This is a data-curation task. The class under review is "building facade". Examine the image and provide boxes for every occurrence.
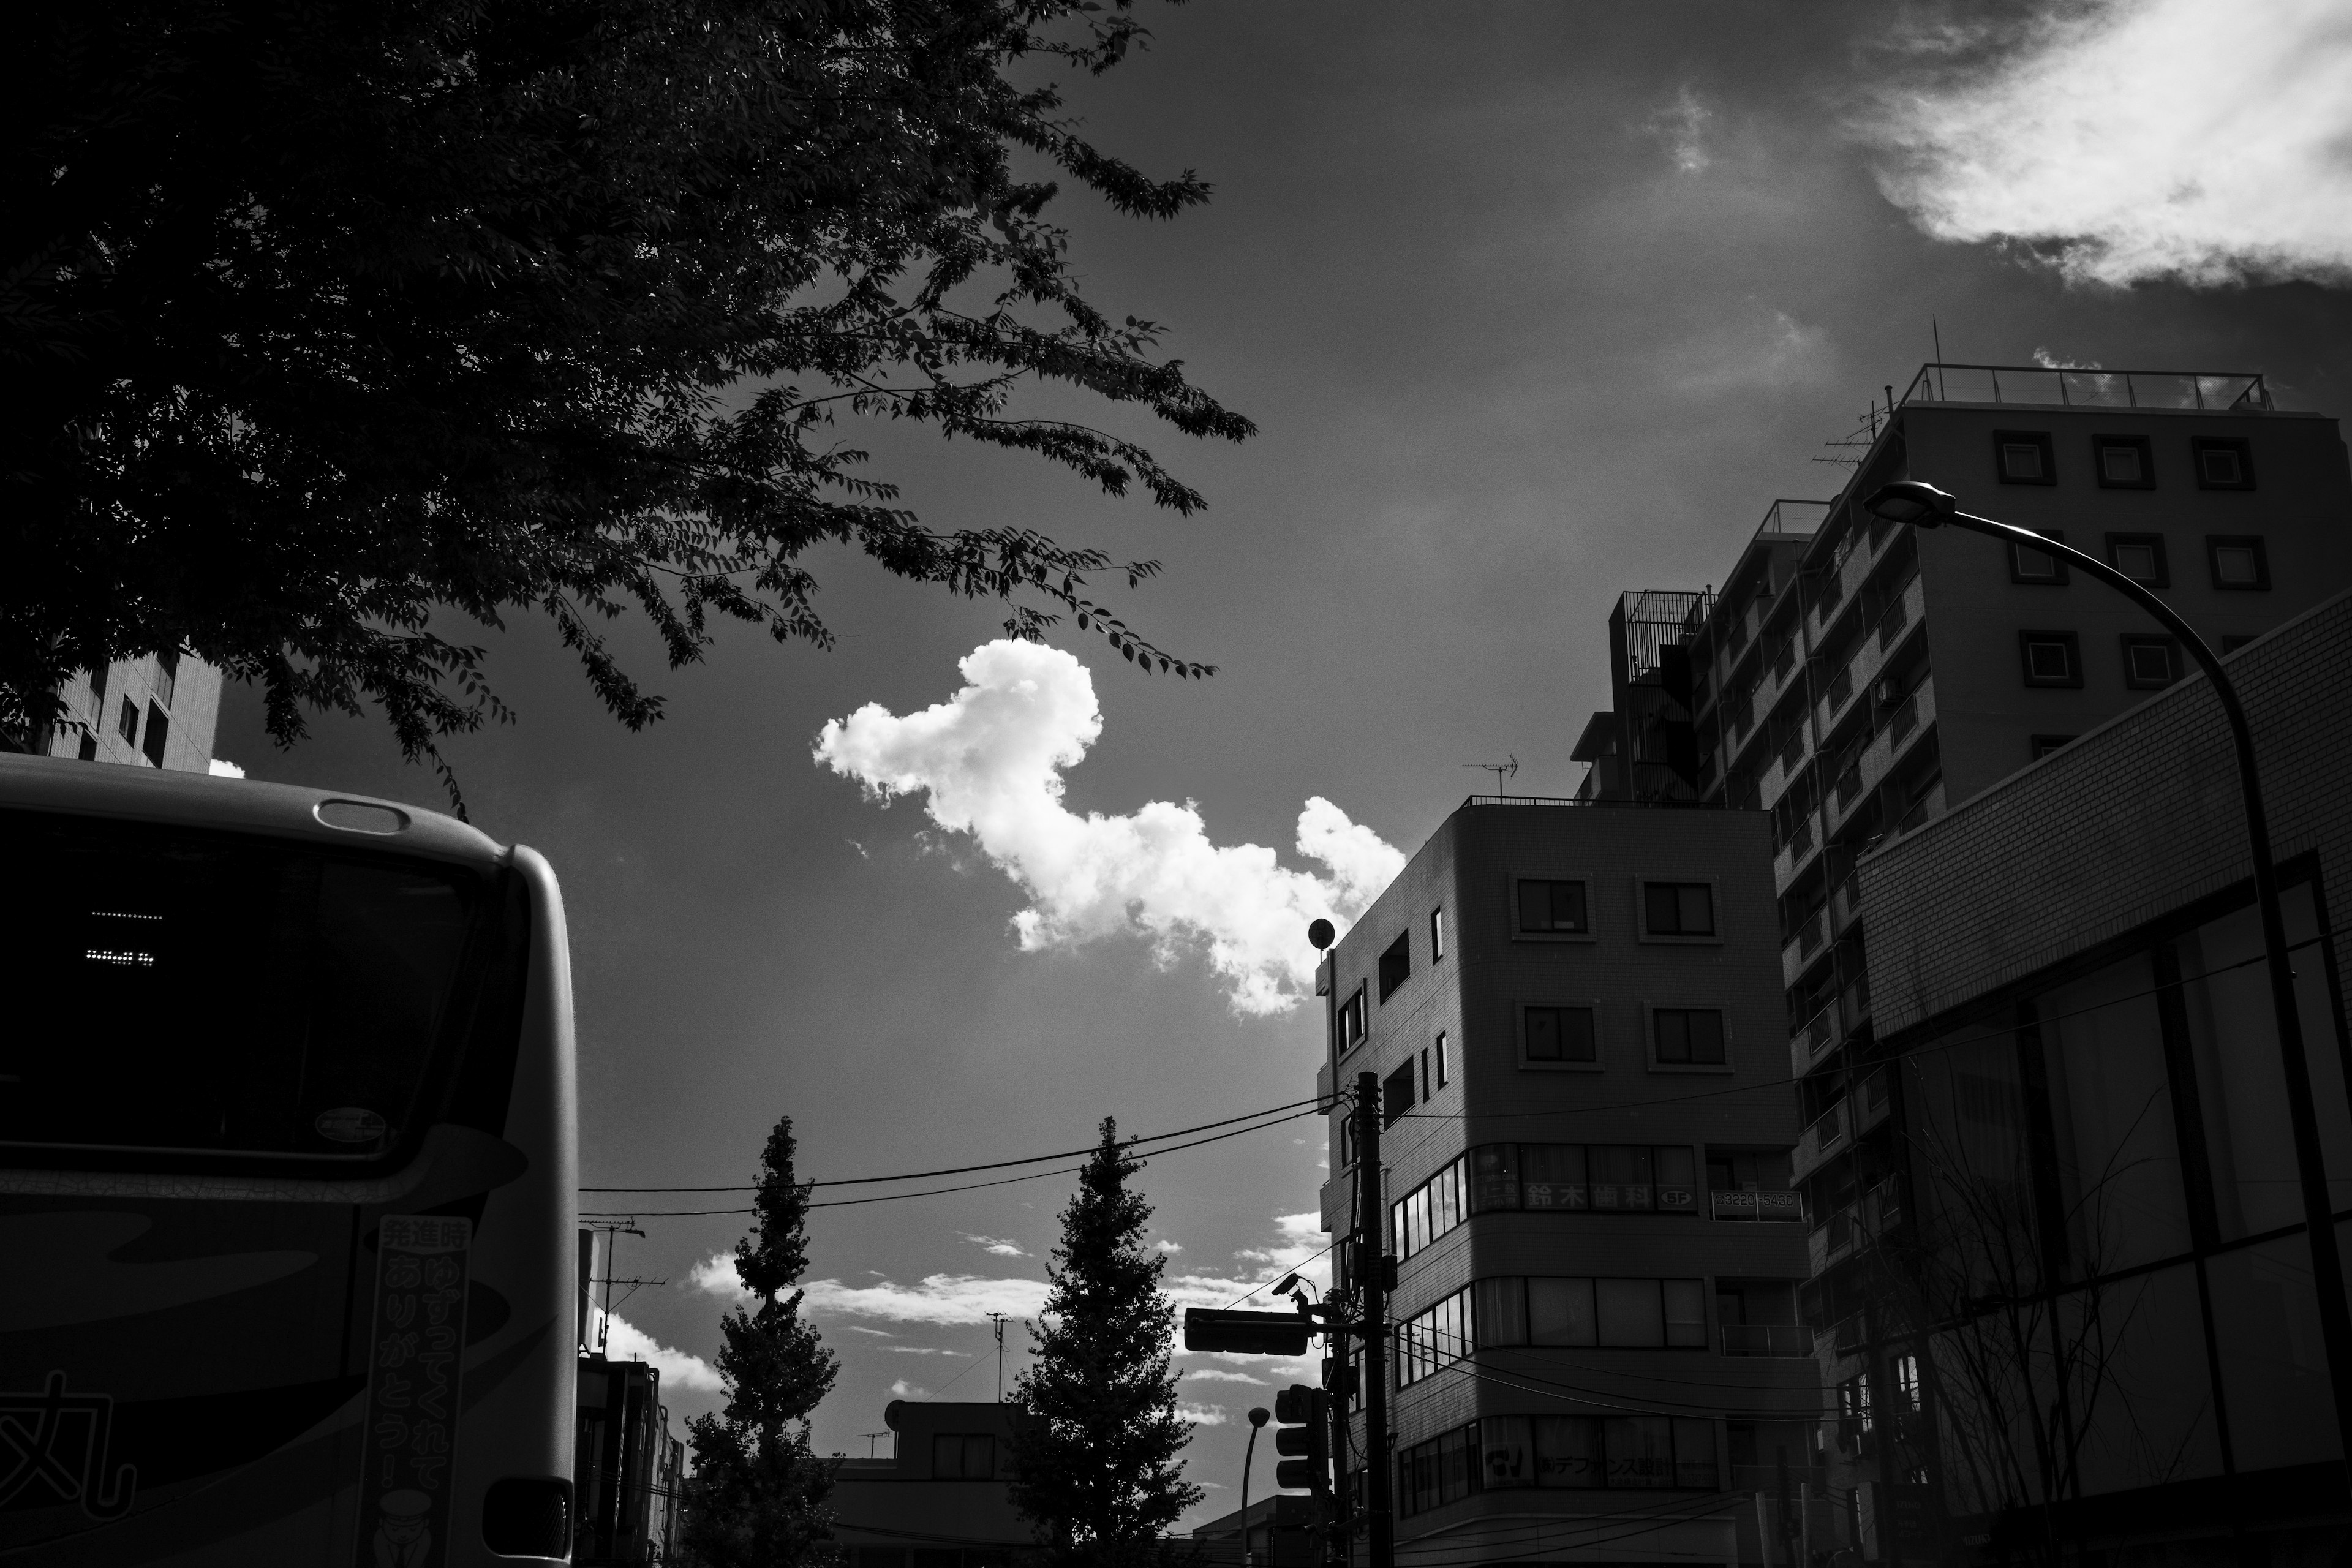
[575,1354,686,1564]
[1314,799,1814,1564]
[27,652,225,772]
[1845,587,2352,1561]
[1575,361,2352,1556]
[832,1398,1039,1567]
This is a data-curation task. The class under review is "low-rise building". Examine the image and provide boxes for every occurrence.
[833,1399,1038,1568]
[575,1354,685,1564]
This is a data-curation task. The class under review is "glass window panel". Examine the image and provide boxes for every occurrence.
[1645,882,1678,933]
[1474,1277,1526,1348]
[1481,1416,1534,1488]
[1597,1278,1665,1347]
[1590,1145,1652,1211]
[1687,1010,1725,1063]
[1662,1280,1708,1348]
[1656,1145,1698,1213]
[2038,951,2194,1273]
[1672,1419,1717,1488]
[2003,443,2043,479]
[1655,1009,1691,1063]
[1518,881,1550,932]
[1526,1006,1561,1061]
[1521,1144,1588,1210]
[1605,1415,1676,1488]
[1472,1144,1521,1212]
[964,1436,994,1479]
[932,1434,963,1478]
[1552,882,1587,932]
[2102,446,2141,483]
[1528,1277,1596,1346]
[1534,1416,1602,1488]
[1678,884,1714,934]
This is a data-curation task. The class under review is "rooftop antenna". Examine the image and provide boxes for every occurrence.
[859,1431,891,1460]
[1462,756,1519,794]
[989,1313,1012,1402]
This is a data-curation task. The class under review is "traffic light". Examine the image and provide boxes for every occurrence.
[1183,1308,1311,1356]
[1272,1383,1329,1495]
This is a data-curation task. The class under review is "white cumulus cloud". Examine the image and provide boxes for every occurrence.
[597,1311,723,1393]
[206,758,246,778]
[1183,1368,1268,1385]
[890,1378,929,1400]
[814,639,1402,1016]
[1863,0,2352,286]
[964,1234,1030,1258]
[804,1273,1052,1327]
[1178,1403,1229,1427]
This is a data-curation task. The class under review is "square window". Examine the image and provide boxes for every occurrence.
[2105,532,2169,587]
[2193,437,2255,490]
[117,696,139,745]
[1652,1008,1727,1066]
[1642,881,1715,937]
[1524,1005,1597,1065]
[2018,630,2082,688]
[2092,435,2155,489]
[2030,734,2076,761]
[2206,535,2270,591]
[1994,430,2056,486]
[2122,635,2180,690]
[1378,932,1411,1002]
[2008,527,2068,585]
[1517,878,1589,935]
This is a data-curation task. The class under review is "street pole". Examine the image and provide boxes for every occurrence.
[1355,1071,1393,1568]
[1867,482,2352,1471]
[1242,1406,1269,1568]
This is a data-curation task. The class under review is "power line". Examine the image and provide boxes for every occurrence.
[581,1095,1329,1194]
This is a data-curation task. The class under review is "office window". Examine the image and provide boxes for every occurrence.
[2206,535,2270,590]
[1431,907,1445,961]
[1419,1048,1431,1102]
[1335,984,1366,1055]
[1642,881,1715,937]
[1379,932,1411,1002]
[141,703,170,767]
[1589,1145,1654,1212]
[1523,1005,1597,1066]
[1383,1061,1416,1129]
[118,696,140,745]
[2092,435,2155,489]
[1516,878,1589,935]
[1396,1424,1480,1516]
[2007,527,2068,585]
[932,1433,995,1479]
[1597,1279,1666,1348]
[1519,1144,1587,1210]
[2192,437,2255,490]
[2122,635,2180,690]
[1651,1008,1727,1066]
[1994,429,2056,485]
[2018,631,2082,688]
[1654,1145,1699,1213]
[1435,1031,1450,1088]
[155,649,179,709]
[2105,532,2169,587]
[1392,1156,1467,1261]
[1397,1287,1473,1387]
[1479,1414,1715,1493]
[2030,735,2077,761]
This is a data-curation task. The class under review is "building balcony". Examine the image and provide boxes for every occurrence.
[1829,870,1863,940]
[1807,516,1888,645]
[1771,806,1823,894]
[1721,1324,1816,1358]
[1711,1188,1806,1223]
[1790,1099,1850,1184]
[1806,1180,1904,1280]
[1789,997,1841,1079]
[1781,905,1831,990]
[1814,574,1924,741]
[1758,719,1812,812]
[1852,1068,1893,1137]
[1824,678,1936,837]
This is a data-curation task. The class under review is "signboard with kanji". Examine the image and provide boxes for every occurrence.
[355,1216,472,1568]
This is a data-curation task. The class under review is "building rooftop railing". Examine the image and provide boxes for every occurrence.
[1899,361,2271,413]
[1755,498,1831,541]
[1462,794,1719,810]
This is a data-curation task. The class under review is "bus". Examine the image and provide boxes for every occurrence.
[0,753,578,1565]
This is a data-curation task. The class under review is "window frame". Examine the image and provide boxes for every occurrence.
[1378,930,1412,1003]
[2029,734,2077,762]
[2120,633,2182,691]
[1518,1001,1603,1072]
[2205,534,2271,592]
[1430,907,1445,962]
[2104,532,2170,589]
[1643,1003,1733,1074]
[1434,1030,1450,1088]
[2018,630,2084,690]
[1335,982,1367,1058]
[2007,527,2069,586]
[1511,875,1596,943]
[2192,436,2256,491]
[2090,434,2155,490]
[1635,876,1722,945]
[1993,429,2057,486]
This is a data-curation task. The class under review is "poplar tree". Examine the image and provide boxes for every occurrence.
[679,1116,839,1568]
[1010,1118,1201,1566]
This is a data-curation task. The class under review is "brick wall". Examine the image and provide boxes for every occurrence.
[1861,586,2352,1036]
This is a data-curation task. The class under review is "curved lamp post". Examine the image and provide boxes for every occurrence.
[1240,1405,1270,1567]
[1863,480,2352,1467]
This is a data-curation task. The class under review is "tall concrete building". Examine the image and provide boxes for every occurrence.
[1314,798,1814,1564]
[27,652,225,772]
[1576,361,2352,1556]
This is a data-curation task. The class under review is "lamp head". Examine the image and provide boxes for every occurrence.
[1248,1406,1271,1428]
[1863,480,1958,529]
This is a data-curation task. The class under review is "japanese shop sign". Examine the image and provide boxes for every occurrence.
[355,1216,471,1568]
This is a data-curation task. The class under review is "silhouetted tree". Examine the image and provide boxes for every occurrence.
[1,0,1249,804]
[679,1116,839,1568]
[1011,1117,1200,1567]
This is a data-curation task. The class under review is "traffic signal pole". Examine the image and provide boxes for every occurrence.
[1355,1071,1393,1568]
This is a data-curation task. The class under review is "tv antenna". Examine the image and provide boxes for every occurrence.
[859,1430,892,1460]
[1462,756,1519,794]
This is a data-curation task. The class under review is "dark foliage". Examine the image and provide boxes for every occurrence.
[1010,1117,1200,1566]
[1,0,1250,805]
[679,1116,840,1568]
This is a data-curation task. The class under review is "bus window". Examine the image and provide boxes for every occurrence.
[1,811,501,1163]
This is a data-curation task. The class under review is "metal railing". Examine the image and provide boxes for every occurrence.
[1722,1324,1817,1357]
[1461,794,1717,810]
[1899,361,2271,413]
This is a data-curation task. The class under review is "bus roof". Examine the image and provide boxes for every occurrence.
[0,753,510,870]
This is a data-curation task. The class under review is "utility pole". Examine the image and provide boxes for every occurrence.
[581,1220,646,1355]
[989,1313,1011,1402]
[1354,1071,1393,1568]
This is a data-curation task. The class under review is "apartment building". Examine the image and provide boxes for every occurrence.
[1575,361,2352,1556]
[1846,588,2352,1561]
[833,1398,1039,1567]
[31,651,224,772]
[1314,797,1813,1564]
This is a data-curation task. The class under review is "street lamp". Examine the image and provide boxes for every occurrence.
[1863,480,2352,1467]
[1240,1405,1270,1567]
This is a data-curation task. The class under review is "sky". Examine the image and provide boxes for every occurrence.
[211,0,2352,1528]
